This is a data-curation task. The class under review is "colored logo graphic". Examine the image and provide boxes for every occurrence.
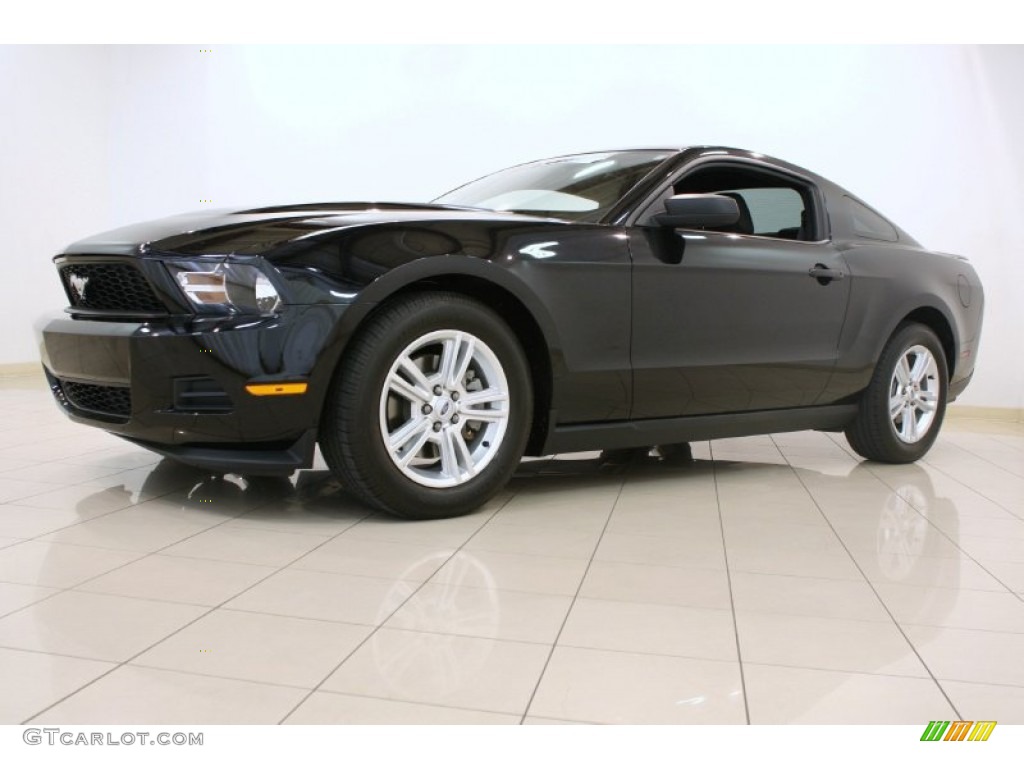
[920,721,996,742]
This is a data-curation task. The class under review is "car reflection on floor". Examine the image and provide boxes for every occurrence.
[49,445,959,720]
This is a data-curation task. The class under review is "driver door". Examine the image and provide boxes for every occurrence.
[628,164,852,419]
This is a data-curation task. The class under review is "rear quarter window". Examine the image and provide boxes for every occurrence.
[846,196,899,242]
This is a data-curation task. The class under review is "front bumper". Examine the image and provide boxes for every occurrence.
[40,305,344,474]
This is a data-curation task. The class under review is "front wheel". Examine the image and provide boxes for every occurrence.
[320,292,532,519]
[845,322,948,463]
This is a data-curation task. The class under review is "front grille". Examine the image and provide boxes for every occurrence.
[60,380,132,419]
[59,263,166,313]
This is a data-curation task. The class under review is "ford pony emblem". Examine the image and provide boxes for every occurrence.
[69,273,89,301]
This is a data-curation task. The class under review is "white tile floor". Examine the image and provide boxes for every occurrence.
[1,375,1023,725]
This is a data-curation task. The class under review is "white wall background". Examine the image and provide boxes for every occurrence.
[2,45,1021,409]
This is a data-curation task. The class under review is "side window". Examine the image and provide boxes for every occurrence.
[719,187,805,239]
[639,163,821,241]
[846,196,898,242]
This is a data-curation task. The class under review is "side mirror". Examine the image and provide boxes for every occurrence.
[654,194,740,229]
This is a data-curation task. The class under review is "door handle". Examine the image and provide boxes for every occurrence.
[808,264,845,284]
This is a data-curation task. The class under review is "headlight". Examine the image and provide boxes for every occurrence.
[167,261,283,316]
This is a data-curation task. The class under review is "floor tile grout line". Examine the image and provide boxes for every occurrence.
[101,662,316,692]
[0,551,157,622]
[273,685,544,723]
[272,499,508,725]
[975,431,1024,456]
[773,434,964,721]
[30,665,532,723]
[513,470,625,725]
[710,656,968,683]
[125,638,733,696]
[73,657,564,723]
[29,541,1007,616]
[0,487,149,531]
[0,492,293,621]
[907,673,1024,691]
[17,498,377,724]
[125,656,534,714]
[815,433,995,560]
[938,434,1024,481]
[231,575,593,604]
[862,484,1024,607]
[0,463,158,490]
[915,451,1024,525]
[0,642,122,666]
[0,458,172,504]
[823,432,1024,605]
[1,635,975,691]
[733,597,1024,629]
[710,443,752,726]
[0,466,248,550]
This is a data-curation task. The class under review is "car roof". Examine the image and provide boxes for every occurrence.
[548,147,825,181]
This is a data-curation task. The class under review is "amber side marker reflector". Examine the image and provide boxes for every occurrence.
[245,383,308,396]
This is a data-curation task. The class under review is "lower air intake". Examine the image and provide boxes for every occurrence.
[59,379,132,420]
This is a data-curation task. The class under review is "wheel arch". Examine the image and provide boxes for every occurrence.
[318,258,560,456]
[895,305,958,380]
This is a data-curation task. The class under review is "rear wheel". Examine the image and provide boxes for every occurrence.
[845,322,948,463]
[320,292,532,519]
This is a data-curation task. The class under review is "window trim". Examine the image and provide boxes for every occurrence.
[624,158,832,244]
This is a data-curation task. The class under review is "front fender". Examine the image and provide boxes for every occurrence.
[296,254,569,424]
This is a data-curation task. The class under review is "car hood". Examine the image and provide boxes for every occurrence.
[60,202,557,258]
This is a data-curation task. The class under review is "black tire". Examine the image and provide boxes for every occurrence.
[320,292,532,519]
[656,442,694,463]
[845,322,948,464]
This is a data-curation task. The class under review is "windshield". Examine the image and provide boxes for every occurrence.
[434,150,672,222]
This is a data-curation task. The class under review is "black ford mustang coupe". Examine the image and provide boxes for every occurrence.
[40,148,984,519]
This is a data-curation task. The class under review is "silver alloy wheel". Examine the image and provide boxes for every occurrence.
[378,329,510,489]
[888,344,940,444]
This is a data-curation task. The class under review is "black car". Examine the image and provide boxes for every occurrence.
[39,147,984,519]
